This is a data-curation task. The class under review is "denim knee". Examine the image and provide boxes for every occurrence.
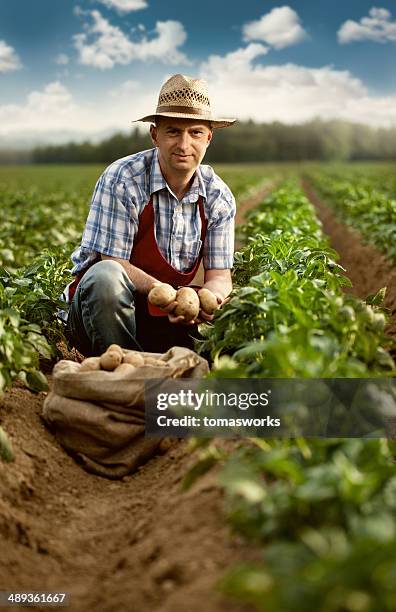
[80,260,135,307]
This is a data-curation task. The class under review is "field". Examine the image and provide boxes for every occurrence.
[1,161,396,612]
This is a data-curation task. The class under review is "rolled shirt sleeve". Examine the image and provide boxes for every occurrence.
[203,185,236,269]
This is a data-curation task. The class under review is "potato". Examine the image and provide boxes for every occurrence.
[107,343,123,357]
[114,363,136,375]
[123,351,145,367]
[79,356,101,372]
[198,288,219,315]
[100,349,122,371]
[174,287,200,321]
[148,283,177,308]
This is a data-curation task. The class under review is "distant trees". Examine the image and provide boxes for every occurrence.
[8,120,396,164]
[31,128,152,164]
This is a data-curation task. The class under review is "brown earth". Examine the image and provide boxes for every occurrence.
[302,180,396,339]
[0,381,257,612]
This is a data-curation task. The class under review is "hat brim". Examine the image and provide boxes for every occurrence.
[133,112,235,129]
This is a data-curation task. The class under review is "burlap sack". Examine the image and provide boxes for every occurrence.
[43,346,209,479]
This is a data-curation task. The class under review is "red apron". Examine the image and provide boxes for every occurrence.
[68,194,207,314]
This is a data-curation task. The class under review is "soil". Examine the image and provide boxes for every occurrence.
[302,180,396,338]
[0,381,257,612]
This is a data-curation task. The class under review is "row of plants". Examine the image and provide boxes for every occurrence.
[192,182,396,611]
[0,185,88,270]
[0,182,89,402]
[213,437,396,612]
[199,183,395,376]
[305,167,396,264]
[214,163,281,201]
[305,164,396,197]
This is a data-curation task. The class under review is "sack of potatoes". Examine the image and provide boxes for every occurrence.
[79,344,166,373]
[148,283,219,321]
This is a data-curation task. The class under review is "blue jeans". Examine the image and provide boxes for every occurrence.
[66,260,198,356]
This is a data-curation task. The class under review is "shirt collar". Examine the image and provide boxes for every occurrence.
[149,148,206,203]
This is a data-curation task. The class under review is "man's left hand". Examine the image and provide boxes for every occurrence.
[195,293,226,324]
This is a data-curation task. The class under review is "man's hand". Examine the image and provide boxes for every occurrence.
[170,293,227,326]
[151,277,231,326]
[165,300,199,326]
[195,293,224,324]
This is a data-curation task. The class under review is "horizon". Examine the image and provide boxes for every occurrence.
[2,1,396,148]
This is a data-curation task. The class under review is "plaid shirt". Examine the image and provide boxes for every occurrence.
[69,148,235,281]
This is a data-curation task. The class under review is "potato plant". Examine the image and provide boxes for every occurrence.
[219,438,396,611]
[192,180,396,611]
[307,167,396,263]
[198,184,395,377]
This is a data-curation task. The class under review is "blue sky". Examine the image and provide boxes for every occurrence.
[1,0,396,146]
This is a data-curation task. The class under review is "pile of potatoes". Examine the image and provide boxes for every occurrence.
[79,344,164,373]
[148,284,219,322]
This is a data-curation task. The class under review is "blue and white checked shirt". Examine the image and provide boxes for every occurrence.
[69,148,235,284]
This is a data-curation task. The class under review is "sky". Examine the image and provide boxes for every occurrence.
[1,0,396,147]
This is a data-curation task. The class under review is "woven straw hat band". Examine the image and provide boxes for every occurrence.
[156,105,212,118]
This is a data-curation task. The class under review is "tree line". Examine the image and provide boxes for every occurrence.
[6,119,396,164]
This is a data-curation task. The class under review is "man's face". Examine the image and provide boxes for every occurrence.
[150,118,213,177]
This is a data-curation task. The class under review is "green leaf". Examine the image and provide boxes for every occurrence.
[0,425,14,462]
[181,455,218,491]
[25,370,49,392]
[366,287,387,306]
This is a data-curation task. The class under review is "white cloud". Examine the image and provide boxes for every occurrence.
[73,10,189,69]
[109,79,140,97]
[0,40,22,73]
[0,82,76,134]
[199,45,396,126]
[0,78,159,142]
[73,10,133,69]
[55,53,69,66]
[201,43,269,85]
[338,7,396,44]
[96,0,148,12]
[243,6,307,49]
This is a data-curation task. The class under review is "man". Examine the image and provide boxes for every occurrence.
[64,74,236,355]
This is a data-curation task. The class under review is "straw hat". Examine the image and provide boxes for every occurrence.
[134,74,235,129]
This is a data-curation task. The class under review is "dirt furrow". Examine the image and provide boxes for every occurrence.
[302,179,396,338]
[0,384,256,612]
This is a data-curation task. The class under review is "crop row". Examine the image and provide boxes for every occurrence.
[199,183,395,377]
[192,182,396,611]
[0,181,89,396]
[306,168,396,264]
[306,164,396,197]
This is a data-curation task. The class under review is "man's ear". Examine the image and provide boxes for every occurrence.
[150,123,158,146]
[206,130,213,147]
